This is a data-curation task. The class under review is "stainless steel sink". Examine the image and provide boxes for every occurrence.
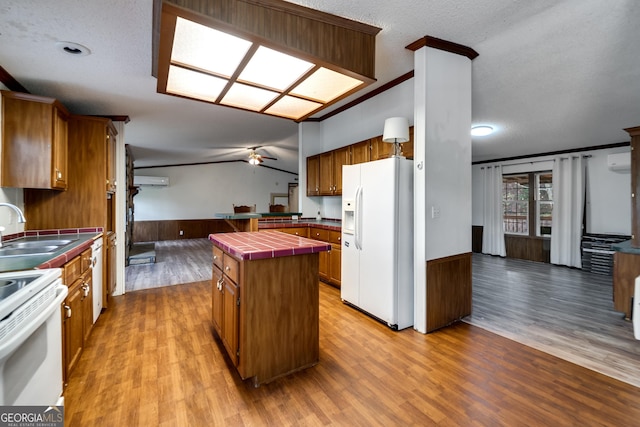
[0,237,77,257]
[0,246,60,256]
[7,240,74,249]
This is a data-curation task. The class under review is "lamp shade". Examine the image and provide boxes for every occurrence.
[382,117,409,143]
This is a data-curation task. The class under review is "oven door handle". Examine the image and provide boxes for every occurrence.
[0,284,68,360]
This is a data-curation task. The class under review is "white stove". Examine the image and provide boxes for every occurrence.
[0,268,67,406]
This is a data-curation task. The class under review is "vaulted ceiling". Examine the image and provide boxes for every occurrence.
[1,0,638,173]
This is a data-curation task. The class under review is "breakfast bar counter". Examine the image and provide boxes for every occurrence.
[208,231,330,386]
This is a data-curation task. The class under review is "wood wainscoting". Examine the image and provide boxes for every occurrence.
[472,226,550,263]
[133,219,234,242]
[426,252,472,333]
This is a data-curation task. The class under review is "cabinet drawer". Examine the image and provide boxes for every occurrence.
[213,245,224,270]
[328,230,341,245]
[309,228,329,242]
[81,248,92,273]
[65,256,81,286]
[223,254,240,284]
[277,227,308,238]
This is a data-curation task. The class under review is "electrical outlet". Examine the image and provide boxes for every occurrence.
[179,230,184,236]
[431,206,441,219]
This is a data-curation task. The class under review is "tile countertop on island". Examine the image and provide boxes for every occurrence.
[208,231,331,261]
[0,228,103,272]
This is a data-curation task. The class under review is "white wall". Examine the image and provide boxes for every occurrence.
[299,78,414,219]
[471,145,631,235]
[134,162,298,220]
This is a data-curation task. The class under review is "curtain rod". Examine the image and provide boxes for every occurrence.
[480,154,592,169]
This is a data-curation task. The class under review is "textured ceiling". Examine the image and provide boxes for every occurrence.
[0,0,638,172]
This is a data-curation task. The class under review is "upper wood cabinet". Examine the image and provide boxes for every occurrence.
[306,155,320,196]
[305,126,413,197]
[319,147,350,196]
[351,139,371,164]
[0,90,69,190]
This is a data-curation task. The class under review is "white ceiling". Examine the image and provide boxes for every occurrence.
[1,0,638,173]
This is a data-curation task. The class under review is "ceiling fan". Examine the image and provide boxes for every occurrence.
[247,147,277,165]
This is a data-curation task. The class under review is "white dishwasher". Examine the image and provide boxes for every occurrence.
[91,238,104,323]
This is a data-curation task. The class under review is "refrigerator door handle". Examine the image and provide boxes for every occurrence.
[355,185,363,250]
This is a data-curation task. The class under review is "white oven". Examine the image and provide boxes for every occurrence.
[0,268,67,406]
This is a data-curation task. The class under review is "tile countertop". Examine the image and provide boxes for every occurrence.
[258,219,341,232]
[209,231,331,261]
[0,228,103,272]
[611,239,640,255]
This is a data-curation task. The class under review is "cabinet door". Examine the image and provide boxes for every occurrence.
[52,107,68,190]
[371,135,394,161]
[222,280,239,366]
[328,245,342,287]
[64,280,84,380]
[319,152,334,195]
[306,155,320,196]
[318,250,329,281]
[400,126,414,159]
[81,272,93,343]
[212,265,223,336]
[351,140,371,164]
[332,147,350,195]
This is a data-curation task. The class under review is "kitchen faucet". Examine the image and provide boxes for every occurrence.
[0,203,26,248]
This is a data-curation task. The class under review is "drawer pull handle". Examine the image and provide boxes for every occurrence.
[64,305,72,318]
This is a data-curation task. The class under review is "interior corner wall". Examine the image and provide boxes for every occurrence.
[113,121,126,297]
[133,162,297,220]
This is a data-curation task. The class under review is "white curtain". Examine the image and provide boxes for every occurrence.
[550,156,585,268]
[482,165,506,257]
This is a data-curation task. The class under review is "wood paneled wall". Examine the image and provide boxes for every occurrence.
[133,219,234,242]
[426,253,472,333]
[472,226,550,263]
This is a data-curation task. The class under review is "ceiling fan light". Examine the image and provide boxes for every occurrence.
[248,157,261,165]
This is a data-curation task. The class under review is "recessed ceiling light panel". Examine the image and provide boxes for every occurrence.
[239,46,314,91]
[265,96,323,120]
[172,17,251,77]
[221,82,279,111]
[471,125,495,136]
[166,65,227,102]
[290,67,363,103]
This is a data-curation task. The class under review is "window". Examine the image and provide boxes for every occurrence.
[502,172,553,237]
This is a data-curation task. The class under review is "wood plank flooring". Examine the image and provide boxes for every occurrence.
[125,239,212,291]
[465,254,640,388]
[65,280,640,426]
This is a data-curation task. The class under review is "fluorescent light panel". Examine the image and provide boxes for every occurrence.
[164,17,368,120]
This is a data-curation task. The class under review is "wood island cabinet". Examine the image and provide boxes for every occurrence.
[210,233,324,386]
[0,90,69,190]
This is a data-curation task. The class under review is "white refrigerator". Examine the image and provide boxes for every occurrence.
[341,156,414,330]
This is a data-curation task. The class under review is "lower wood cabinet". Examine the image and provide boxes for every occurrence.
[211,243,319,386]
[62,250,93,385]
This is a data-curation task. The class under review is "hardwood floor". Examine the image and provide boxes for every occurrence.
[465,254,640,388]
[65,280,640,426]
[125,239,212,292]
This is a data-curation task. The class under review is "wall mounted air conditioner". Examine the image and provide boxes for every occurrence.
[607,152,631,172]
[134,175,170,186]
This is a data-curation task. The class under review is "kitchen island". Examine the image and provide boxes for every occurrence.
[208,231,330,386]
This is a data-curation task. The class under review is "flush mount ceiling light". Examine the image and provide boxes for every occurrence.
[153,0,381,121]
[471,125,495,136]
[55,41,91,56]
